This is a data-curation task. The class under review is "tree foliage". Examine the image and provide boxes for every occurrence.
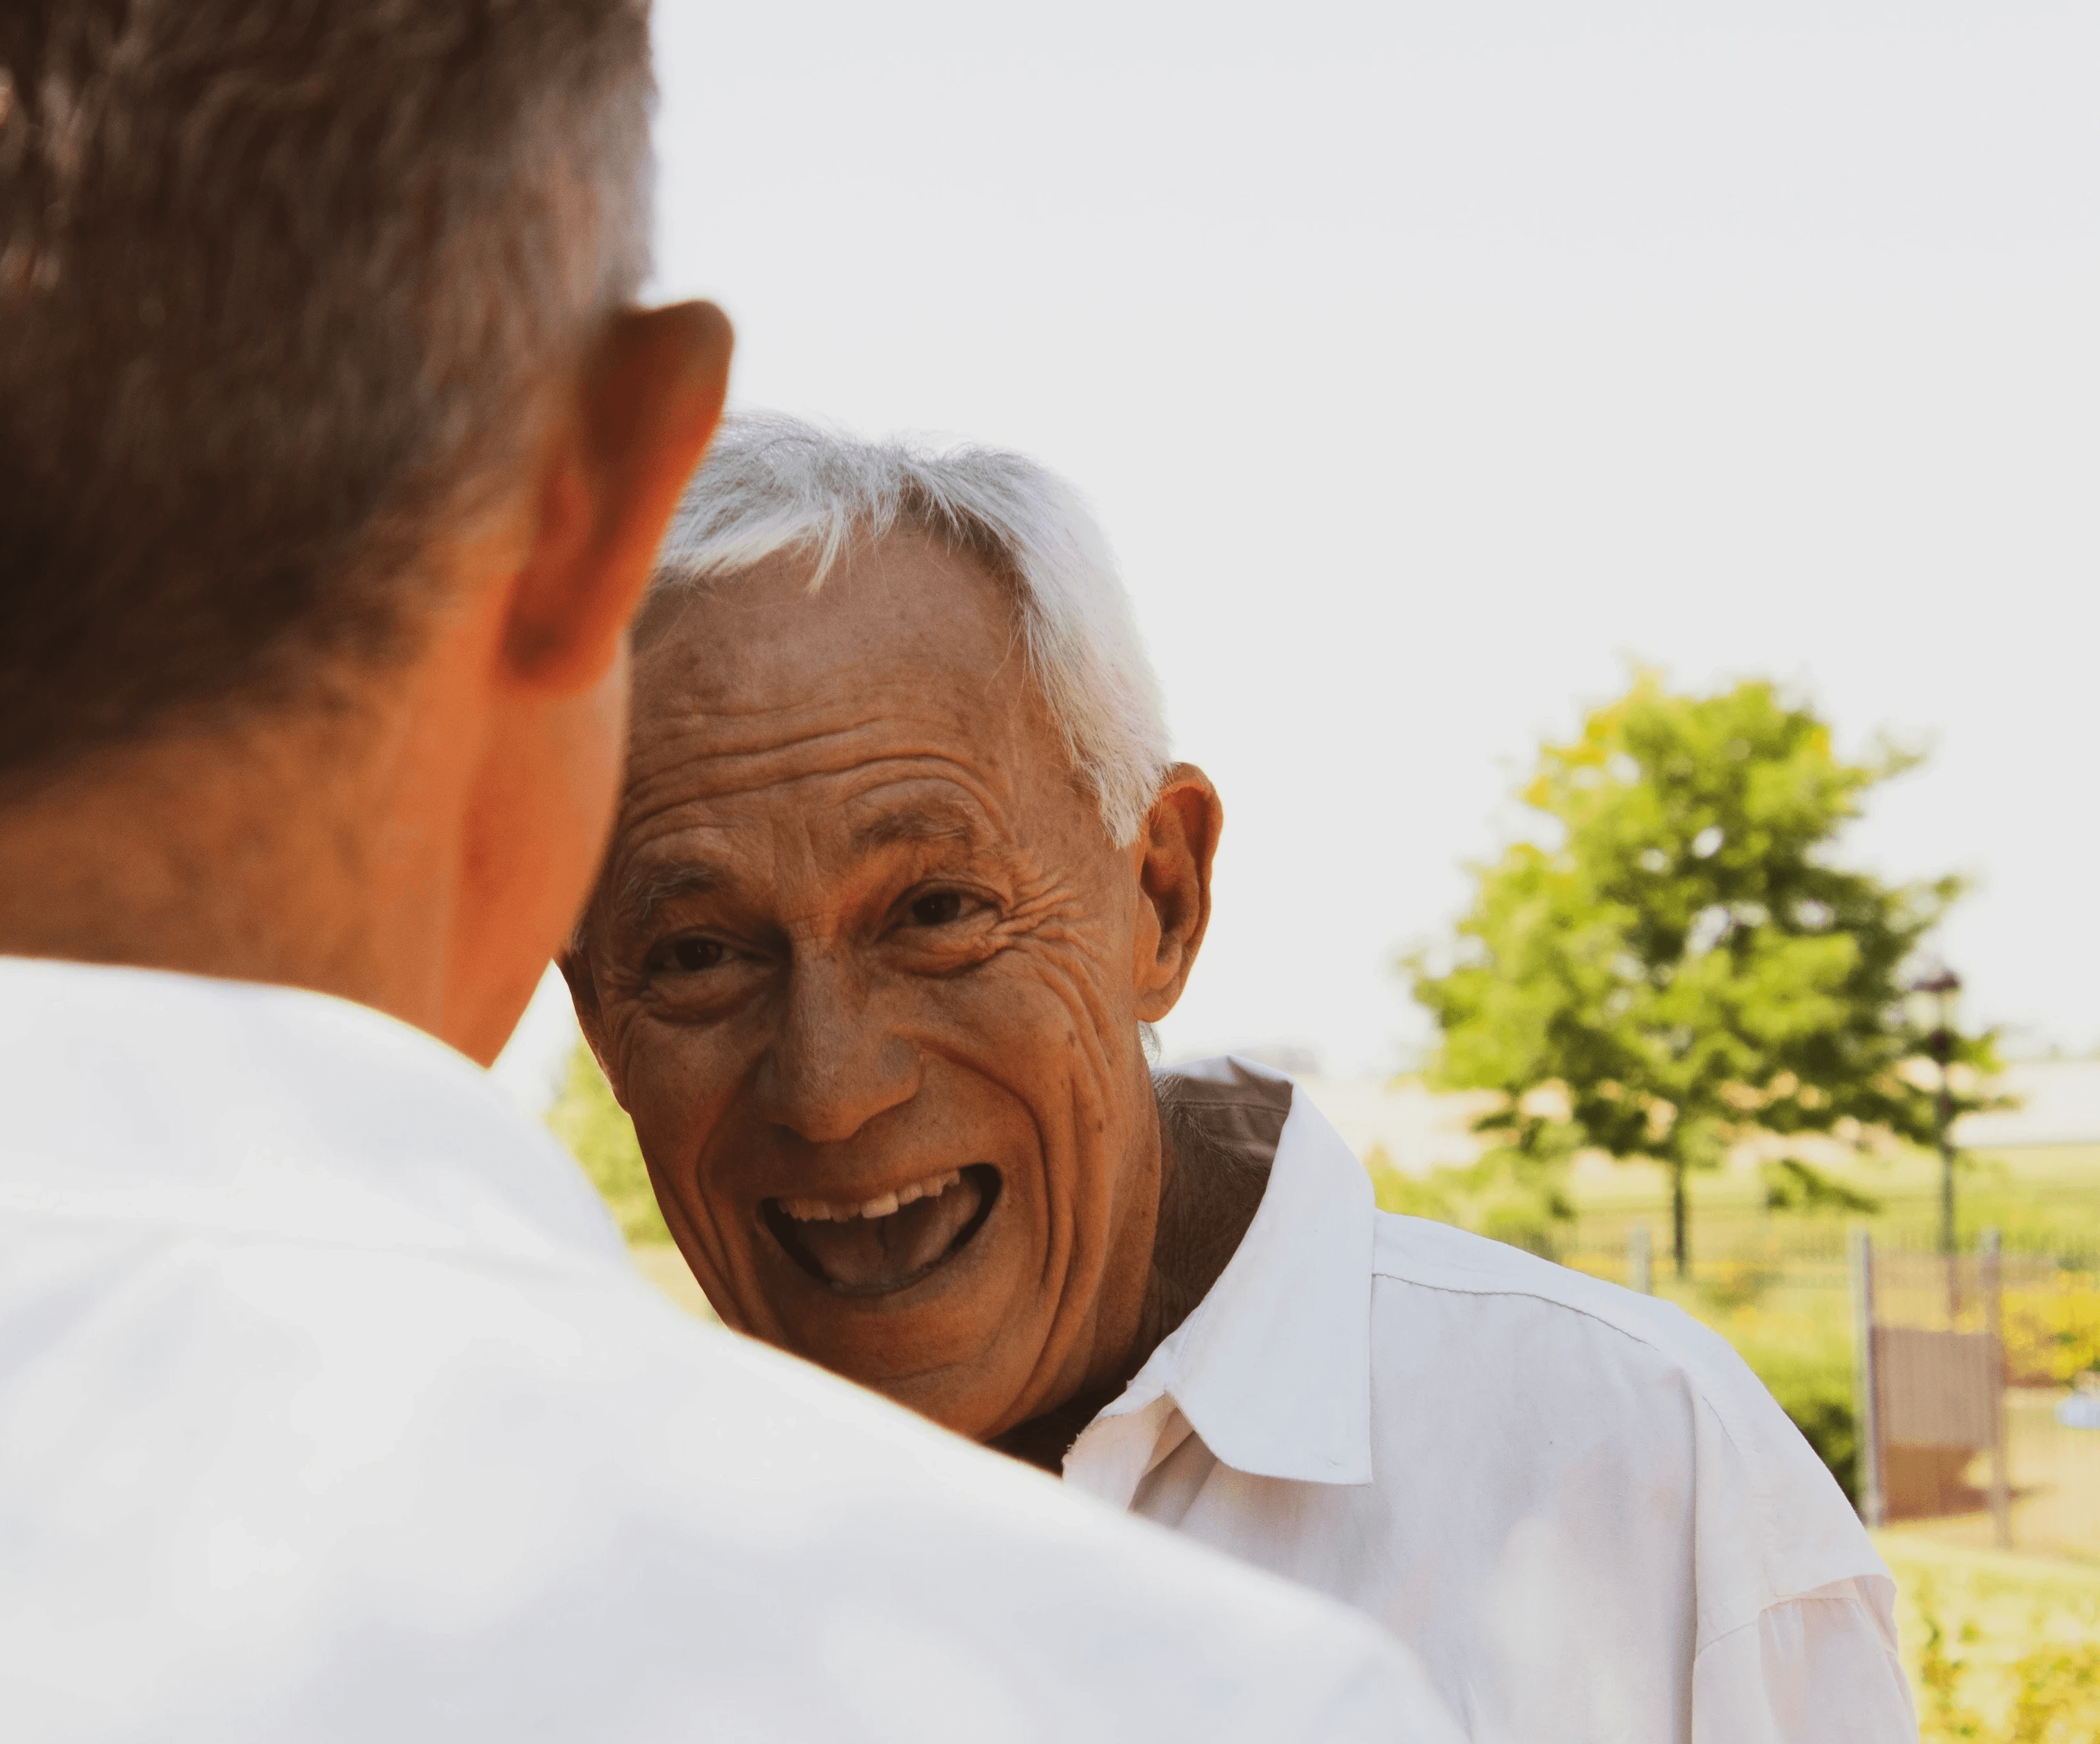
[1411,674,1998,1272]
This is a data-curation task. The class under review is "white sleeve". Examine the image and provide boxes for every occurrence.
[1692,1577,1918,1744]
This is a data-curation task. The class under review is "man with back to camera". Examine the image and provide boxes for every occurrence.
[0,8,1464,1740]
[564,413,1921,1743]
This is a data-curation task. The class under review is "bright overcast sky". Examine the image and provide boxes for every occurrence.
[601,0,2099,1078]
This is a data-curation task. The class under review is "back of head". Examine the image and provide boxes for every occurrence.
[650,413,1172,845]
[0,0,653,796]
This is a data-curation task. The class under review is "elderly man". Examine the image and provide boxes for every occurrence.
[0,9,1456,1741]
[568,413,1919,1742]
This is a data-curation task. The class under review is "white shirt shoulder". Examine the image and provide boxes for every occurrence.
[1073,1060,1913,1744]
[0,963,1458,1744]
[1368,1211,1879,1641]
[1365,1215,1912,1743]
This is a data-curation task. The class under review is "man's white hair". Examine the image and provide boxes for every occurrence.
[650,413,1172,845]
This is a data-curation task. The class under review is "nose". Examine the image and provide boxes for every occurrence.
[751,953,920,1144]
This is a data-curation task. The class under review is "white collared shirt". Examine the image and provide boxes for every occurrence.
[1066,1058,1917,1744]
[0,963,1459,1744]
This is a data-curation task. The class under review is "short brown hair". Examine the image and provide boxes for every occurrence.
[0,1,653,790]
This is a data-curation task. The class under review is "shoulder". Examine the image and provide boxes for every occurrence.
[596,1294,1449,1734]
[1365,1215,1884,1639]
[1370,1213,1745,1387]
[2,1235,1436,1743]
[404,1270,1457,1742]
[1367,1211,1790,1449]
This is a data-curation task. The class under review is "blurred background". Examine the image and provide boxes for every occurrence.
[499,5,2100,1729]
[646,0,2099,1078]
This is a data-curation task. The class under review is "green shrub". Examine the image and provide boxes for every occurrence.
[2003,1271,2100,1386]
[1361,1146,1566,1260]
[1363,1145,1456,1219]
[1904,1561,2100,1743]
[1480,1201,1561,1261]
[1696,1258,1782,1314]
[545,1041,672,1245]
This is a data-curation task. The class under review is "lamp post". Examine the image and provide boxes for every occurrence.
[1906,966,1964,1313]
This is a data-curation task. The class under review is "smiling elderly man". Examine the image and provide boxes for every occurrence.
[566,415,1917,1743]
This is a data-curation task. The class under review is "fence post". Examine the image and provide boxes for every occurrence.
[1981,1227,2011,1550]
[1850,1229,1884,1530]
[1628,1224,1653,1295]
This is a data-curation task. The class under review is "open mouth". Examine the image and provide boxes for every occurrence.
[761,1163,1001,1297]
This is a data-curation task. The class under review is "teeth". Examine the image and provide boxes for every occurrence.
[780,1167,967,1224]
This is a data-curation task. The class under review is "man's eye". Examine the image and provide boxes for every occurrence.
[657,937,725,973]
[908,891,965,927]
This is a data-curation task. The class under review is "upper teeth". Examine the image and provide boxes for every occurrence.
[781,1168,964,1224]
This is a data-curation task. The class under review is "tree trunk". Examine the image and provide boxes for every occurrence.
[1672,1158,1689,1279]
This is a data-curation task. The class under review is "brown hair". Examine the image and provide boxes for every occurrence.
[0,1,653,790]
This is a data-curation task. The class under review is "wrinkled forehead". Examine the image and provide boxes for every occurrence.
[632,510,1018,657]
[627,529,1036,752]
[606,530,1096,884]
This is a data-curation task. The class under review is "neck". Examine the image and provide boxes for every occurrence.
[989,1081,1271,1473]
[0,707,460,1037]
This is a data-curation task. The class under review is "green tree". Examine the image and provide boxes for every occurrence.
[1411,673,1998,1276]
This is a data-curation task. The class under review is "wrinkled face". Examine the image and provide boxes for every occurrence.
[569,532,1167,1438]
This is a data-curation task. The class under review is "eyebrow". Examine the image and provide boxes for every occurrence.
[609,808,987,935]
[848,806,984,855]
[614,860,731,934]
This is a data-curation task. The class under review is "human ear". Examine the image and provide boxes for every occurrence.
[1130,763,1222,1022]
[503,301,733,693]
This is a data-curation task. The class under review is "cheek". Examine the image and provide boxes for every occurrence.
[610,1018,755,1277]
[931,950,1150,1231]
[951,934,1141,1090]
[919,958,1155,1432]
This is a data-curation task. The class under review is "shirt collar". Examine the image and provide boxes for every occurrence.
[0,957,627,1273]
[1075,1055,1377,1488]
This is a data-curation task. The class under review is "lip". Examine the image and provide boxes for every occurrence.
[760,1162,1002,1299]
